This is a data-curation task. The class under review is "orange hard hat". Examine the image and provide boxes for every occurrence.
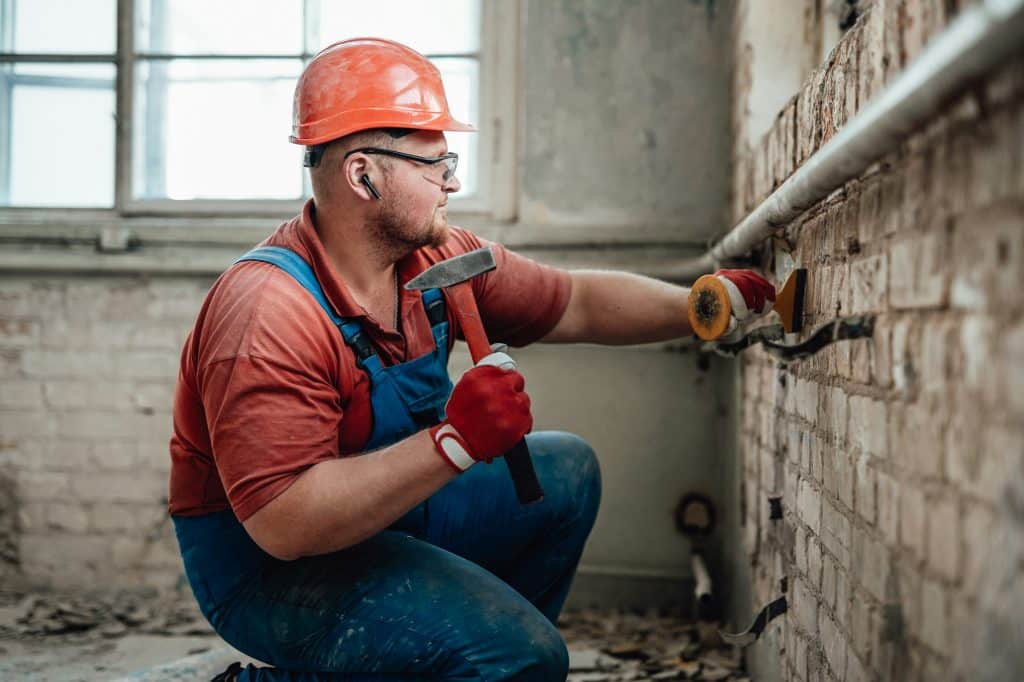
[290,37,475,146]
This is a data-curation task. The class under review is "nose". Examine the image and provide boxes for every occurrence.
[444,174,462,194]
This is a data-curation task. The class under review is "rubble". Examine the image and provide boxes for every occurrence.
[558,608,748,681]
[0,589,211,639]
[0,591,747,680]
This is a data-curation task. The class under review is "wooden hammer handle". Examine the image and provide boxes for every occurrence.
[447,283,544,504]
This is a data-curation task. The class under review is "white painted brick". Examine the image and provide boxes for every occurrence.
[1004,321,1024,416]
[42,380,135,410]
[821,500,851,566]
[111,351,179,380]
[819,611,847,678]
[794,578,819,636]
[849,593,874,664]
[846,650,869,682]
[46,503,91,533]
[855,455,876,525]
[822,553,837,611]
[71,472,166,504]
[798,478,822,534]
[926,494,960,582]
[796,379,819,423]
[56,411,169,441]
[17,501,48,533]
[835,563,849,627]
[91,503,139,531]
[0,411,55,439]
[920,578,949,653]
[875,470,899,546]
[853,530,888,602]
[21,533,111,566]
[889,400,943,478]
[889,234,946,309]
[891,316,917,394]
[838,451,855,510]
[87,440,137,470]
[962,503,994,599]
[959,315,1000,393]
[807,538,823,589]
[850,255,887,314]
[0,318,40,347]
[900,484,926,561]
[21,350,114,378]
[0,381,45,409]
[848,396,888,458]
[16,470,71,501]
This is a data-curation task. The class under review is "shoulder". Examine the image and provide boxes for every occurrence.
[197,261,351,384]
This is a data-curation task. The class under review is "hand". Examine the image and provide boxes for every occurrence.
[430,351,533,472]
[714,269,776,322]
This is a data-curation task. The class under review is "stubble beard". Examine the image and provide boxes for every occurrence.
[370,200,449,262]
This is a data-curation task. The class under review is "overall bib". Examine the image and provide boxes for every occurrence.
[172,246,601,681]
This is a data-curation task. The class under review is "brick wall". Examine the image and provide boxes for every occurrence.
[0,277,212,589]
[732,1,1024,680]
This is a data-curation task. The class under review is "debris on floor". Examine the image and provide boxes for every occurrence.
[0,589,212,639]
[558,608,748,681]
[1,591,746,681]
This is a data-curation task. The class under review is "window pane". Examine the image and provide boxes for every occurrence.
[434,58,479,197]
[7,0,116,54]
[133,59,303,200]
[134,0,302,55]
[4,63,115,207]
[318,0,480,56]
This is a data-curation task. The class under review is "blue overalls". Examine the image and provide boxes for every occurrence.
[172,246,602,681]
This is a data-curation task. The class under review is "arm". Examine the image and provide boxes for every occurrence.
[240,358,530,561]
[244,430,456,560]
[541,270,694,345]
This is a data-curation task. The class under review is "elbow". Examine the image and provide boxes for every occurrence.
[243,510,308,561]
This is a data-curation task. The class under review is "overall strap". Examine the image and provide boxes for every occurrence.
[235,246,376,363]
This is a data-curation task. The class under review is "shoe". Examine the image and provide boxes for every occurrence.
[211,660,242,682]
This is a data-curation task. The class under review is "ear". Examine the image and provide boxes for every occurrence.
[342,153,376,202]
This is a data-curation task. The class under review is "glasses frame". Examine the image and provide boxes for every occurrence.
[343,147,459,183]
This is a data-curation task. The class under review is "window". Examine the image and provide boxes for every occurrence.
[0,0,517,224]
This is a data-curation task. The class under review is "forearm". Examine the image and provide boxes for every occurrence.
[243,430,457,559]
[543,270,693,345]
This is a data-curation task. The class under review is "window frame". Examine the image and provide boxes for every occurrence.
[0,0,520,246]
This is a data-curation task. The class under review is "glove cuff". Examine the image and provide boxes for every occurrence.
[430,423,477,473]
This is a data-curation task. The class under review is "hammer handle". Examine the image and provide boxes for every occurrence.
[447,283,544,505]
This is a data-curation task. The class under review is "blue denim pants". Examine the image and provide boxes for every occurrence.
[173,432,601,681]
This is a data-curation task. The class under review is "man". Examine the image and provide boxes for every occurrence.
[169,38,775,681]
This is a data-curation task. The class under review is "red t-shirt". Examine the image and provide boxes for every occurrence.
[168,201,572,522]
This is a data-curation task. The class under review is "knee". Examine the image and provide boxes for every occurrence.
[552,432,602,519]
[506,618,568,682]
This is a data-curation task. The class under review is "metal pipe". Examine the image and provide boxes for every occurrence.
[669,0,1024,282]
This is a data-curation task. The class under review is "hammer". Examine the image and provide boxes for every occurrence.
[405,247,544,505]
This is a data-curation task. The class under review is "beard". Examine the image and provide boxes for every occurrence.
[367,196,450,261]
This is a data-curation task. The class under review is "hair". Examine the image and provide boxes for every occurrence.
[308,128,415,200]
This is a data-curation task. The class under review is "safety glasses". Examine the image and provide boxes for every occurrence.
[344,148,459,183]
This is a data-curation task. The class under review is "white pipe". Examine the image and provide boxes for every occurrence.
[669,0,1024,281]
[692,551,712,603]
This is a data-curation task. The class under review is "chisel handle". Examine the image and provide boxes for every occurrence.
[448,282,544,505]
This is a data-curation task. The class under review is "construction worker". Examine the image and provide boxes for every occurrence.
[169,38,776,681]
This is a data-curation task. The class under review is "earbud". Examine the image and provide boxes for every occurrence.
[360,174,382,200]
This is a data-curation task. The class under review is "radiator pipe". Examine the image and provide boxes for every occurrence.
[668,0,1024,282]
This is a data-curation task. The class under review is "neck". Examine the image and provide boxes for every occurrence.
[313,199,399,297]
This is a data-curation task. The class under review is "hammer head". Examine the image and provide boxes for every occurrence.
[404,246,496,291]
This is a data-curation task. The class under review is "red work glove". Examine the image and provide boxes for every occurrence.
[714,269,776,323]
[430,351,533,472]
